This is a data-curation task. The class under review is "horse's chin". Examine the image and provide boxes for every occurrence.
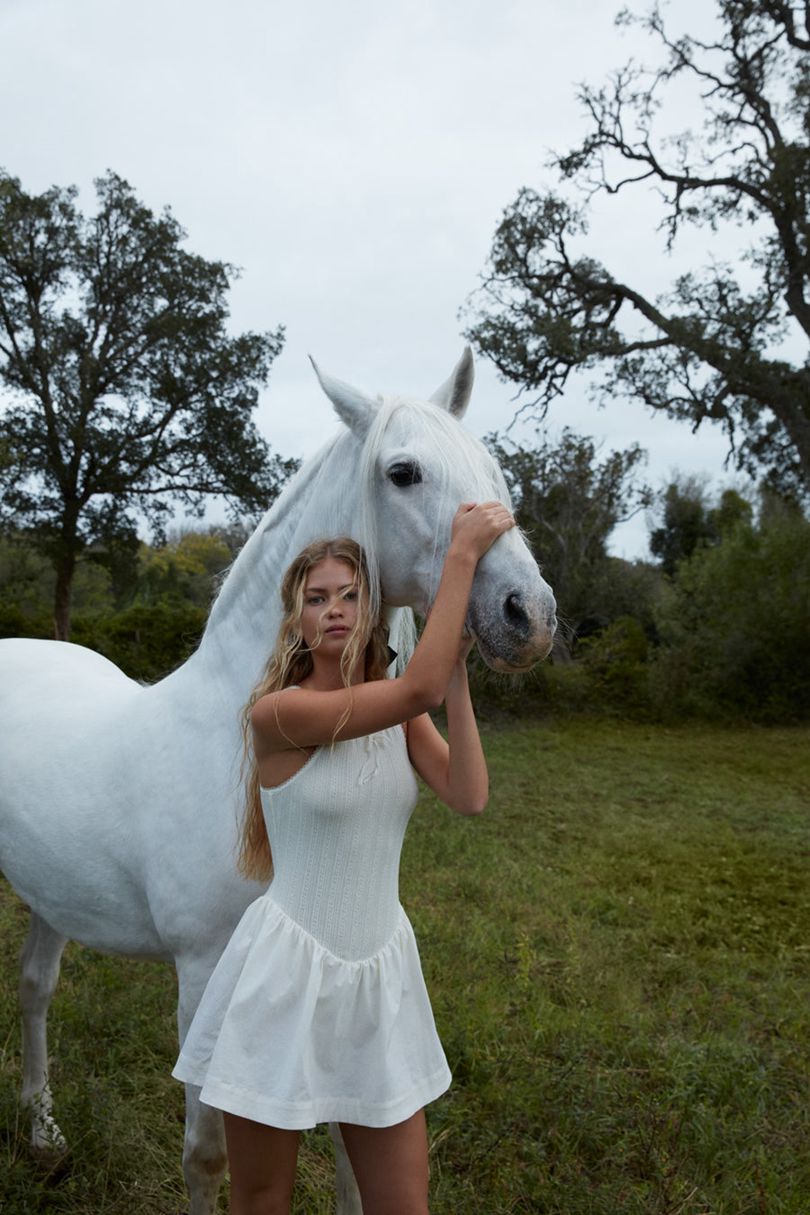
[474,632,554,674]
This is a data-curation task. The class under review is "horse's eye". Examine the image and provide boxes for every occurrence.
[388,462,422,487]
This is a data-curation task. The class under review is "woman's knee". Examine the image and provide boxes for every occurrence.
[229,1183,294,1215]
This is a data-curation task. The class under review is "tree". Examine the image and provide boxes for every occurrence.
[649,477,753,574]
[488,428,653,642]
[466,2,810,495]
[0,170,293,639]
[137,528,234,608]
[0,525,244,681]
[652,493,810,720]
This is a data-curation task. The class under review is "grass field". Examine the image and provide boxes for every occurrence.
[1,720,808,1213]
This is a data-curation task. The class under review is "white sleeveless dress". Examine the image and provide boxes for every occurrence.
[172,717,451,1129]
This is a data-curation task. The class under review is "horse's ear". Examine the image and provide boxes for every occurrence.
[309,357,377,438]
[429,347,474,418]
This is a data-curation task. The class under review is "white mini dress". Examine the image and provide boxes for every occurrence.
[172,712,451,1129]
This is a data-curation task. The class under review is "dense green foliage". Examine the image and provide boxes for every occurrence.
[0,526,237,680]
[466,1,810,495]
[488,429,652,644]
[651,494,810,721]
[2,467,808,721]
[470,481,809,723]
[649,480,753,576]
[0,170,293,638]
[1,720,807,1212]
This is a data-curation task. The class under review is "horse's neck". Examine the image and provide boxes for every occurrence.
[180,430,362,704]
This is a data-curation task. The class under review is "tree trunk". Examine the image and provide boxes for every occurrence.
[53,553,75,641]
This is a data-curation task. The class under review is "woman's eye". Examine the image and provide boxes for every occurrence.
[388,461,422,487]
[344,591,358,601]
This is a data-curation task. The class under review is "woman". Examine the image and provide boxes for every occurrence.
[173,500,514,1214]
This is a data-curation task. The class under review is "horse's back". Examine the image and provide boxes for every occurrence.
[0,637,139,701]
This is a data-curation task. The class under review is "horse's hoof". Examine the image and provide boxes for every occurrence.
[30,1117,69,1167]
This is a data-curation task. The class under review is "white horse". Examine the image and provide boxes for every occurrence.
[0,350,555,1215]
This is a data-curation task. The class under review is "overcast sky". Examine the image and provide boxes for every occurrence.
[1,0,742,557]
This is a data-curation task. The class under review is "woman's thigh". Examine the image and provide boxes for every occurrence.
[222,1111,300,1215]
[339,1109,429,1215]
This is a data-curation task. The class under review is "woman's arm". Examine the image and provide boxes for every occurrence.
[252,502,513,750]
[406,641,488,816]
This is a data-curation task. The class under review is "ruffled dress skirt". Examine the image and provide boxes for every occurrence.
[172,894,452,1129]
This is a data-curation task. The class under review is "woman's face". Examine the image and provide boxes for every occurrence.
[300,557,360,654]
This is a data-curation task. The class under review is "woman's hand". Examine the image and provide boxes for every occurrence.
[450,501,515,561]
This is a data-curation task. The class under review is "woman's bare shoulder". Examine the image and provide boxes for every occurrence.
[251,686,305,748]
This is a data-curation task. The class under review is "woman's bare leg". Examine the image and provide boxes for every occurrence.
[339,1109,429,1215]
[222,1112,300,1215]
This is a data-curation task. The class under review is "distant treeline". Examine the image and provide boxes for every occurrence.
[1,471,808,724]
[474,490,808,725]
[0,524,246,684]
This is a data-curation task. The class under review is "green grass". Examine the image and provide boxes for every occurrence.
[1,720,809,1213]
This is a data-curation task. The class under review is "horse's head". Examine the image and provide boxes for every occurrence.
[311,350,556,672]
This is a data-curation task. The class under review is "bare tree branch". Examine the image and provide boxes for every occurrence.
[466,1,810,494]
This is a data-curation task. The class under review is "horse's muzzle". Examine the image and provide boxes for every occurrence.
[470,588,557,672]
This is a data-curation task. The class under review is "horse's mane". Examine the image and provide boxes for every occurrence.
[202,435,342,637]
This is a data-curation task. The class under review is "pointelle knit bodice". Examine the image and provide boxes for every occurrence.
[259,723,419,961]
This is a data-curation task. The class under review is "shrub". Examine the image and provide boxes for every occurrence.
[650,504,810,722]
[71,603,207,683]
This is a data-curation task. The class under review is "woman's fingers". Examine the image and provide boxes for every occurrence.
[451,501,515,557]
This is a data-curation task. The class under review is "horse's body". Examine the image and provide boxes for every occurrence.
[0,353,555,1214]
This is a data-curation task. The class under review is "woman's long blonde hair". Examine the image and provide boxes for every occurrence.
[238,538,391,880]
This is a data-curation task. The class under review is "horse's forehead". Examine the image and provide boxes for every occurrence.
[379,402,488,470]
[379,401,436,445]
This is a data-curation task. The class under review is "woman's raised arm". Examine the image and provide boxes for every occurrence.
[405,636,488,816]
[251,502,513,750]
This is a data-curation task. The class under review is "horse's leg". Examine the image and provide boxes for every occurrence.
[181,1083,228,1215]
[19,911,68,1156]
[176,962,363,1214]
[329,1122,364,1215]
[176,962,228,1215]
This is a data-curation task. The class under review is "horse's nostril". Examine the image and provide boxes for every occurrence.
[504,592,529,633]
